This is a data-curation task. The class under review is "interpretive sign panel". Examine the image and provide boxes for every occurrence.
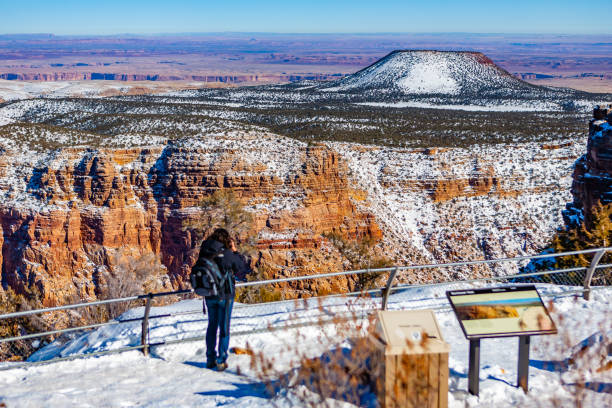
[446,285,557,339]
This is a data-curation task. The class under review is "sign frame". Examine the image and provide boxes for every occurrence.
[446,285,557,340]
[446,285,558,395]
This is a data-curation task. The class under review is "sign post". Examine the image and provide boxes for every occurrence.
[468,339,480,396]
[518,335,531,392]
[446,285,557,396]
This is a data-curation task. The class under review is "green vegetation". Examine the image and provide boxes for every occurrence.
[529,203,612,286]
[0,96,587,151]
[182,188,255,246]
[0,122,105,151]
[323,232,393,291]
[552,204,612,275]
[245,104,586,148]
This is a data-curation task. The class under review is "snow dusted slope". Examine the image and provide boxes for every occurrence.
[320,50,551,98]
[330,138,584,274]
[0,285,610,407]
[0,79,203,102]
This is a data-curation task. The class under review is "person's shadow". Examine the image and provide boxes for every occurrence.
[196,381,270,399]
[184,361,208,369]
[184,361,275,401]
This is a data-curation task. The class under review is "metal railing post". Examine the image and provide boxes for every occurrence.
[381,267,399,310]
[583,249,607,300]
[141,294,153,356]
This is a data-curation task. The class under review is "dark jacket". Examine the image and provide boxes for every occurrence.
[194,239,252,300]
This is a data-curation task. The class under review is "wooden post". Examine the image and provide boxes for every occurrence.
[439,353,448,407]
[374,310,449,407]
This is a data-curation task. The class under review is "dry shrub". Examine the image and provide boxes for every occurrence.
[97,250,172,319]
[0,286,45,361]
[235,264,282,304]
[0,250,171,361]
[323,232,393,292]
[243,296,442,407]
[237,286,285,304]
[243,295,388,407]
[0,250,175,362]
[527,298,612,407]
[0,285,117,362]
[62,293,110,327]
[183,188,254,247]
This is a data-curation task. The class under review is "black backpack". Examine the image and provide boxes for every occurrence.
[190,257,227,297]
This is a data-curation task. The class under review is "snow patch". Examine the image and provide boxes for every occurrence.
[355,100,561,112]
[397,60,459,95]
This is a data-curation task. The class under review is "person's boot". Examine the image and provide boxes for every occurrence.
[216,361,228,371]
[206,360,216,369]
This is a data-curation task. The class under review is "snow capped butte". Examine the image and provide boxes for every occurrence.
[321,50,538,96]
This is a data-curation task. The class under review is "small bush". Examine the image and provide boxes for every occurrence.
[183,189,254,243]
[94,250,171,319]
[0,286,45,361]
[235,265,285,304]
[323,232,393,292]
[244,296,382,407]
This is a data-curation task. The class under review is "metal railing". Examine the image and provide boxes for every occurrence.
[1,246,610,370]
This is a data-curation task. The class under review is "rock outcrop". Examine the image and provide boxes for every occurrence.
[0,134,381,306]
[564,105,612,227]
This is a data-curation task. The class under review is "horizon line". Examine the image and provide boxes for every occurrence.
[1,31,612,37]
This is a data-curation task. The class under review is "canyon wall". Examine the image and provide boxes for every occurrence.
[564,105,612,227]
[0,125,587,306]
[0,133,381,306]
[332,136,583,281]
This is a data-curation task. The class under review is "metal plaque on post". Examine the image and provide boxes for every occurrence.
[446,285,557,395]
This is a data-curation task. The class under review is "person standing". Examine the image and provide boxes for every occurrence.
[193,228,252,371]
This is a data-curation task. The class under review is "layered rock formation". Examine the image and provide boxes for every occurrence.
[0,118,587,306]
[332,137,584,279]
[0,133,381,306]
[564,105,612,227]
[0,72,338,83]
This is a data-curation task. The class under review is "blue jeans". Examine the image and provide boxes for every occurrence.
[204,297,234,365]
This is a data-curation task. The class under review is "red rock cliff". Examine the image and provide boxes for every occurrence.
[0,134,381,306]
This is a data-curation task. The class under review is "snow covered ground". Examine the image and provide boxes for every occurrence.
[0,80,131,101]
[0,283,610,407]
[355,101,563,112]
[0,80,205,102]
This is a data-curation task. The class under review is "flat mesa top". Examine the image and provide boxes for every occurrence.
[447,285,557,339]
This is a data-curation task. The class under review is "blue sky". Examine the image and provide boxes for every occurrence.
[0,0,609,35]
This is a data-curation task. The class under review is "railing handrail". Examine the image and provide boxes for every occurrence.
[235,246,612,288]
[3,261,606,347]
[1,247,609,321]
[0,290,193,321]
[1,246,610,370]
